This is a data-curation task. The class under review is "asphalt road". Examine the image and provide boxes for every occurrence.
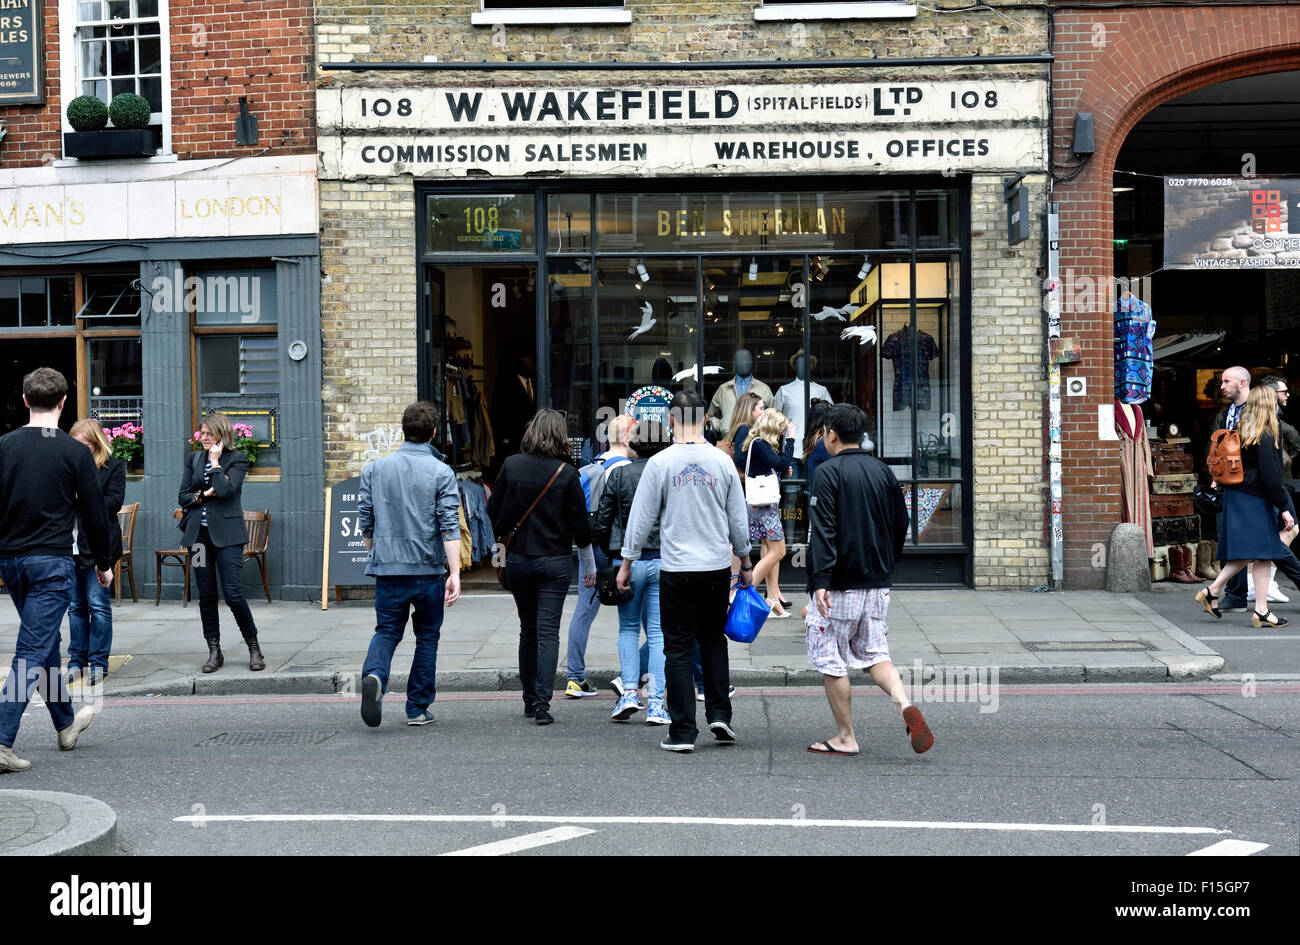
[1139,588,1300,676]
[7,683,1296,856]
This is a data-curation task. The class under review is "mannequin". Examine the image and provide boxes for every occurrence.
[774,352,833,441]
[706,348,773,435]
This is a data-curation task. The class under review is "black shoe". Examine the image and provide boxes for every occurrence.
[534,708,554,726]
[709,720,738,743]
[360,673,383,728]
[201,641,223,674]
[524,705,537,718]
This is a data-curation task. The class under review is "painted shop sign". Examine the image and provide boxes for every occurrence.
[318,79,1045,179]
[0,172,318,244]
[1165,176,1300,269]
[0,0,41,104]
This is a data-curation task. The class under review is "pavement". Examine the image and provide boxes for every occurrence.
[0,585,1245,854]
[0,587,1228,699]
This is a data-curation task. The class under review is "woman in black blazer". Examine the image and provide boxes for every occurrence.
[67,419,126,685]
[179,412,265,672]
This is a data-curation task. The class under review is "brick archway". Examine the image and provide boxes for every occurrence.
[1050,3,1300,587]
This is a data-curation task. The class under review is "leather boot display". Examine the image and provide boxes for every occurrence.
[1196,540,1220,580]
[1206,540,1222,579]
[1170,544,1200,583]
[201,640,224,674]
[246,638,266,672]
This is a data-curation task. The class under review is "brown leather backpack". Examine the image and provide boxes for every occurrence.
[1207,429,1244,486]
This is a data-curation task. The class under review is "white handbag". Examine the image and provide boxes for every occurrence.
[744,439,780,507]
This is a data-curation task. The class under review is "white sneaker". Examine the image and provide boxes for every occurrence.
[57,705,96,751]
[1268,581,1289,603]
[0,745,31,772]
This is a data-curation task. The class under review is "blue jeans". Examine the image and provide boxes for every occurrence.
[618,558,665,703]
[68,563,113,672]
[0,556,77,747]
[362,575,445,718]
[565,554,602,682]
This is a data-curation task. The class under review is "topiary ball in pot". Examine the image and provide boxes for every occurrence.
[108,93,151,130]
[67,95,109,132]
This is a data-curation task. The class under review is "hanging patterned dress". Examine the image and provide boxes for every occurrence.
[1114,295,1155,404]
[1116,401,1154,556]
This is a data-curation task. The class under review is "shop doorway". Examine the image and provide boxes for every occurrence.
[0,337,77,434]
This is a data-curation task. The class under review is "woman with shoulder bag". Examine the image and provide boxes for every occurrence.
[1196,386,1298,628]
[178,412,266,672]
[735,407,796,617]
[593,420,672,725]
[66,419,125,686]
[487,409,597,725]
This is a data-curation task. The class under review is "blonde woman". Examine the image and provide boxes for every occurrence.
[178,411,265,672]
[735,407,796,617]
[1197,386,1298,628]
[720,392,764,463]
[66,419,126,685]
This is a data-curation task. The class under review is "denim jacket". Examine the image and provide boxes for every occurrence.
[358,442,461,577]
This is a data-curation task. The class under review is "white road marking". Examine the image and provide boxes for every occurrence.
[1185,839,1269,856]
[172,812,1228,835]
[440,826,595,856]
[1197,635,1300,640]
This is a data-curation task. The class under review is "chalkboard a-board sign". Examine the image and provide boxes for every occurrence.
[321,477,374,607]
[0,0,44,105]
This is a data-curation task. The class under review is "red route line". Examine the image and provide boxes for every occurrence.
[101,684,1300,709]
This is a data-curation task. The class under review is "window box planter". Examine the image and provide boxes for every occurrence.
[63,129,158,159]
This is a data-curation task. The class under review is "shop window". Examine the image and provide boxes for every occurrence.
[754,1,918,21]
[79,272,142,327]
[192,268,280,469]
[425,194,536,254]
[87,338,143,429]
[473,1,631,25]
[64,0,168,154]
[547,259,595,461]
[0,276,77,328]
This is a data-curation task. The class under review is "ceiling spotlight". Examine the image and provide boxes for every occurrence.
[637,262,650,282]
[857,256,872,280]
[635,281,643,291]
[512,282,522,299]
[627,260,636,275]
[748,258,758,281]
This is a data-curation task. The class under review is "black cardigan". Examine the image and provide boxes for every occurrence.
[76,456,126,565]
[487,453,592,557]
[1237,432,1297,519]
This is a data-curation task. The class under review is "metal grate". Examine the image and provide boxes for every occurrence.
[198,731,338,747]
[1022,640,1155,652]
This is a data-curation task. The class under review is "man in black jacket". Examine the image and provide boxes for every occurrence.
[0,368,110,772]
[804,404,933,757]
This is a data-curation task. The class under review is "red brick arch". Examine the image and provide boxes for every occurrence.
[1051,3,1300,586]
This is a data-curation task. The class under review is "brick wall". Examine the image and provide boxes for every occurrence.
[1050,0,1300,587]
[0,0,315,168]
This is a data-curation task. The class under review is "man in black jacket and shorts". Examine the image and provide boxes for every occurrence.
[804,404,934,757]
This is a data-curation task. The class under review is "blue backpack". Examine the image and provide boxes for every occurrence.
[578,454,630,570]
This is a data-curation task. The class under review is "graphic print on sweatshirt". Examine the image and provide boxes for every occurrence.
[671,462,719,491]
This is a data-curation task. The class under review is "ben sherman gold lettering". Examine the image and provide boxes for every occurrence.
[179,195,283,219]
[656,206,846,238]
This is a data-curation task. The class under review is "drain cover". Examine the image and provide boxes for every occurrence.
[198,731,338,747]
[1022,640,1155,652]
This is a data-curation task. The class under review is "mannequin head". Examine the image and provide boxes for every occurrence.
[791,351,817,381]
[733,348,753,379]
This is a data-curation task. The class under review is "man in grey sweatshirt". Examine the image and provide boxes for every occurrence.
[618,389,753,752]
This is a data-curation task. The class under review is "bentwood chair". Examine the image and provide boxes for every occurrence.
[114,502,140,605]
[155,509,193,606]
[242,510,272,605]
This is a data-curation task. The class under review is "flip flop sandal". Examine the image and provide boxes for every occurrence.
[807,740,859,756]
[903,706,935,754]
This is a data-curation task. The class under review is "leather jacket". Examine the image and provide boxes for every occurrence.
[592,457,660,559]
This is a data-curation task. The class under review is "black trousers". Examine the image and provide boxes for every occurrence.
[506,554,570,712]
[194,525,259,644]
[660,568,732,744]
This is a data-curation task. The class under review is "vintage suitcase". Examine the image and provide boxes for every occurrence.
[1150,545,1170,582]
[1151,514,1200,545]
[1150,494,1194,517]
[1152,453,1194,474]
[1151,473,1197,495]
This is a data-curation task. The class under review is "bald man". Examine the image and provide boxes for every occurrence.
[1211,367,1253,611]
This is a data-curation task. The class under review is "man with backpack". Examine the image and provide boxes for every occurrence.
[1211,368,1257,612]
[563,414,635,698]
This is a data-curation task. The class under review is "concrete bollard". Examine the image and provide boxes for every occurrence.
[1105,522,1152,592]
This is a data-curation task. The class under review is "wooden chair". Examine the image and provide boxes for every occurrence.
[114,502,140,605]
[242,510,272,604]
[155,509,192,606]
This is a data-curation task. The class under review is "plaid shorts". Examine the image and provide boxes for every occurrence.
[804,587,892,677]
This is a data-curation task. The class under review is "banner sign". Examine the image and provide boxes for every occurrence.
[1164,176,1300,270]
[0,0,42,104]
[319,79,1046,179]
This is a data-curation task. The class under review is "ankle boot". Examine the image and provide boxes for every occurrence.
[201,640,223,674]
[246,638,265,672]
[1196,541,1218,580]
[1207,540,1222,578]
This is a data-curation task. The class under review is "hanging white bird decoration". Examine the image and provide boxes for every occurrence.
[627,301,656,340]
[672,364,725,382]
[840,325,878,346]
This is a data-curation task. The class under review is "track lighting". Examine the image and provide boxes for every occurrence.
[748,258,758,281]
[857,256,872,280]
[636,262,650,282]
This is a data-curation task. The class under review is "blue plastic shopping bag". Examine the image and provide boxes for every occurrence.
[724,584,771,644]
